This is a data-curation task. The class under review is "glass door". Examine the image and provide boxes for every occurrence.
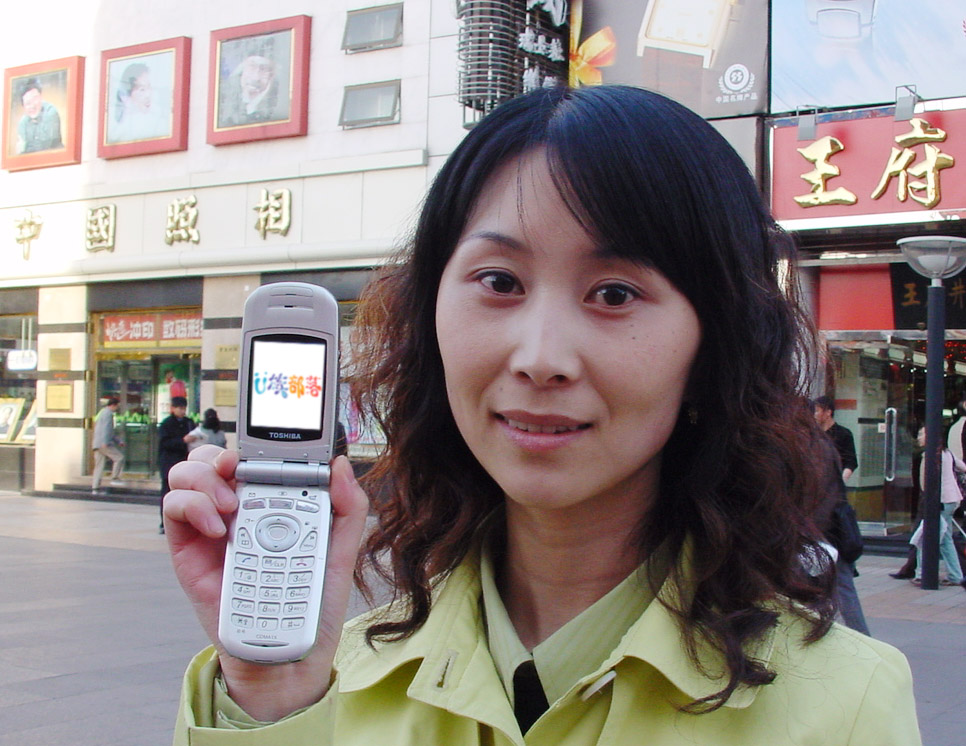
[95,353,200,477]
[823,332,966,535]
[95,356,157,475]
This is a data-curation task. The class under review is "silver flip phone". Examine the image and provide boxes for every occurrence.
[217,282,339,663]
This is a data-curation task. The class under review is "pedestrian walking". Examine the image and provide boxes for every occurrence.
[91,396,124,491]
[163,85,920,745]
[910,427,966,588]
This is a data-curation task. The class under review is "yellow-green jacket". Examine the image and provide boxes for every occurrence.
[174,551,920,745]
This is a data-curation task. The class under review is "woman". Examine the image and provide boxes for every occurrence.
[165,86,919,744]
[109,62,171,143]
[912,427,965,587]
[185,408,228,452]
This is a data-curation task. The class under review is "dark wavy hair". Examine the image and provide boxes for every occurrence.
[350,85,835,711]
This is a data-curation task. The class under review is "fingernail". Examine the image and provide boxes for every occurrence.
[207,517,226,537]
[342,456,358,484]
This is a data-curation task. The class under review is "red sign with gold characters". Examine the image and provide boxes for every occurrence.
[771,107,966,223]
[101,312,202,348]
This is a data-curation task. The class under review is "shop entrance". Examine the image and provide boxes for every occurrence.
[94,354,200,477]
[823,333,966,535]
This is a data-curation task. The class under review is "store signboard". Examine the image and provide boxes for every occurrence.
[574,0,768,118]
[101,311,202,348]
[159,312,204,347]
[771,107,966,225]
[890,262,966,330]
[6,349,38,371]
[772,0,966,114]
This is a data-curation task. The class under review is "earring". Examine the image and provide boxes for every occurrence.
[687,405,698,425]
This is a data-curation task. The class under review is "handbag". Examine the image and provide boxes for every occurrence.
[829,499,864,564]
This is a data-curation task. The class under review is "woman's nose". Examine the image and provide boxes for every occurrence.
[507,298,581,386]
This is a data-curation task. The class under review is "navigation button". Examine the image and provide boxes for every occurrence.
[255,514,300,552]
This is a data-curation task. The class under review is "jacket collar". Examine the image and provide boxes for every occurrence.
[337,546,522,738]
[336,542,777,713]
[616,543,777,709]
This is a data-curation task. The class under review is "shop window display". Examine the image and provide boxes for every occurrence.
[0,315,37,489]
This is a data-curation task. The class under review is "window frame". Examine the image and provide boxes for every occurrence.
[339,80,402,128]
[341,4,404,53]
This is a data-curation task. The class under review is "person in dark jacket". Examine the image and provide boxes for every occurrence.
[158,396,192,534]
[814,395,858,482]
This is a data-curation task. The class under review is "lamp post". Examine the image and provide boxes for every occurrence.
[897,236,966,590]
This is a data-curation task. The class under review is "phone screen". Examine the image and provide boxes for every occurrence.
[247,334,327,439]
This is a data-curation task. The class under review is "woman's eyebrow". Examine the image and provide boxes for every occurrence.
[458,230,528,253]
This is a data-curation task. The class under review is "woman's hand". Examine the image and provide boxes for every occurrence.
[163,446,370,720]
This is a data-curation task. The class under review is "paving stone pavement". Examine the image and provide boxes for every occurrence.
[0,492,961,745]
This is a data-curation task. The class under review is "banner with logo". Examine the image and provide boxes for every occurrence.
[573,0,768,118]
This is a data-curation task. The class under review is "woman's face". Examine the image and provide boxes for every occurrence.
[435,152,701,519]
[130,72,152,111]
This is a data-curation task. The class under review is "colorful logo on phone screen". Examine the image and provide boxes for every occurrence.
[254,373,322,399]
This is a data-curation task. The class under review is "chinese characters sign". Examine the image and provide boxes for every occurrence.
[890,263,966,330]
[165,195,200,245]
[772,108,966,222]
[14,209,42,260]
[86,204,116,252]
[100,312,202,349]
[253,188,291,239]
[520,0,568,94]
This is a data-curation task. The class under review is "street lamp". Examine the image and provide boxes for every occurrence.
[897,236,966,591]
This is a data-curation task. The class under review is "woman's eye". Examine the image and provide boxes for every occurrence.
[478,271,519,295]
[592,284,637,307]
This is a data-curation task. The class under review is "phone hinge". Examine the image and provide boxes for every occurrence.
[236,460,331,488]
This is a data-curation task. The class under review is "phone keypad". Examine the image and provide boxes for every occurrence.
[227,553,319,634]
[223,484,332,654]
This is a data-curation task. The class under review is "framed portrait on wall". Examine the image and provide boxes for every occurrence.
[0,398,25,441]
[98,37,191,159]
[207,15,311,146]
[2,56,84,171]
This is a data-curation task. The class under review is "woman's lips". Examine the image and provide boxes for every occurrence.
[495,412,591,451]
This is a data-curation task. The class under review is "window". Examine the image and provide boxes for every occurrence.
[0,314,38,448]
[339,81,401,128]
[342,4,404,52]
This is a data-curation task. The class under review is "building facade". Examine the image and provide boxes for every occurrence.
[0,0,580,492]
[7,0,962,538]
[0,0,470,490]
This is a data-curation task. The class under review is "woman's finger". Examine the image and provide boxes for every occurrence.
[163,488,231,538]
[313,456,370,653]
[168,456,239,514]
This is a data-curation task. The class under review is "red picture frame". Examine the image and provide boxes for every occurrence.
[97,37,191,159]
[207,15,311,146]
[2,56,84,171]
